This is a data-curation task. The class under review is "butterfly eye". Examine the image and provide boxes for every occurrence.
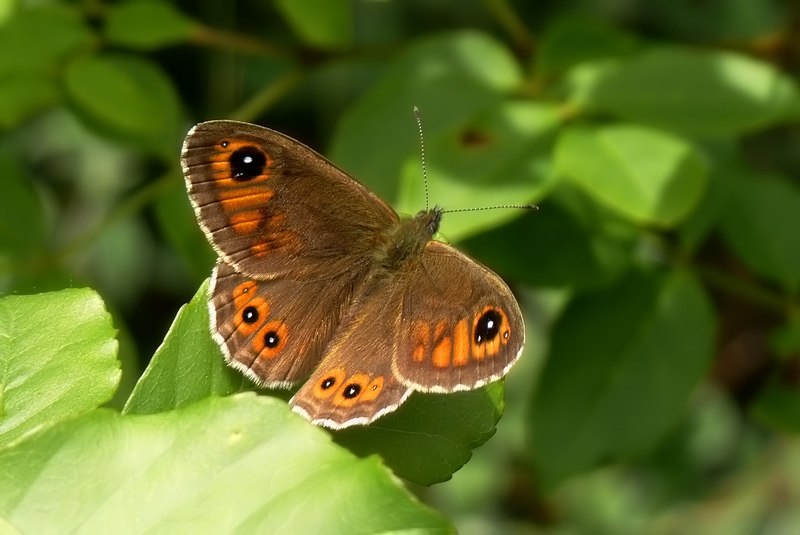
[474,308,503,345]
[230,146,267,181]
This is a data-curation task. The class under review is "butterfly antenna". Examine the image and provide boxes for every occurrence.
[413,106,430,211]
[442,204,539,214]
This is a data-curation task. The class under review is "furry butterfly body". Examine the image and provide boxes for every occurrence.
[182,120,524,429]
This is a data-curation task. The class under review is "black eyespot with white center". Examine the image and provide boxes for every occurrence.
[230,146,266,181]
[321,377,336,390]
[264,330,280,348]
[474,308,502,344]
[342,384,361,399]
[242,306,259,324]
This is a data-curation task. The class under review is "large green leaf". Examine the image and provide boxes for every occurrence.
[530,269,715,485]
[567,47,800,136]
[0,394,452,533]
[330,31,522,201]
[555,123,709,227]
[0,289,120,447]
[720,173,800,292]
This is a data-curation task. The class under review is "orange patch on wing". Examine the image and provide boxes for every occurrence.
[360,376,384,401]
[218,187,274,212]
[313,367,346,399]
[452,319,470,366]
[472,340,486,361]
[230,210,263,235]
[232,281,257,310]
[250,243,270,257]
[411,321,430,363]
[485,336,501,358]
[432,337,452,368]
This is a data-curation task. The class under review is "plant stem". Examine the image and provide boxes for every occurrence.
[191,24,294,60]
[695,264,790,314]
[483,0,534,56]
[228,69,305,122]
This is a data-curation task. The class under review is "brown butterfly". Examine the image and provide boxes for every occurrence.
[181,120,524,429]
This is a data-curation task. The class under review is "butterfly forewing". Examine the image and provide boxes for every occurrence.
[182,120,397,280]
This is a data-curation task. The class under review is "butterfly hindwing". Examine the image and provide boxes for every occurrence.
[392,241,525,392]
[210,261,365,388]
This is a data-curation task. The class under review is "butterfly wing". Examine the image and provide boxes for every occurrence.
[392,241,525,392]
[211,261,364,388]
[182,120,398,279]
[289,281,412,429]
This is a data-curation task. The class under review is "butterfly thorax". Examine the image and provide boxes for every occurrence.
[377,207,443,271]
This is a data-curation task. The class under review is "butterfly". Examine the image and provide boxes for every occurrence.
[181,120,524,429]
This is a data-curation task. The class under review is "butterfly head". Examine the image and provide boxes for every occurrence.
[419,205,443,236]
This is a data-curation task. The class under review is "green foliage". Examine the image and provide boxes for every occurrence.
[0,394,450,533]
[0,290,120,446]
[2,0,800,532]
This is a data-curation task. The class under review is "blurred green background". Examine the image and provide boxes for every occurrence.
[2,0,800,532]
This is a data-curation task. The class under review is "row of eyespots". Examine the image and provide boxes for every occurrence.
[312,367,384,408]
[232,281,288,359]
[411,307,511,368]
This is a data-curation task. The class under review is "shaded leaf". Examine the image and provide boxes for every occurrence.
[720,173,800,292]
[336,383,505,486]
[0,394,452,533]
[105,1,197,50]
[0,75,59,128]
[275,0,352,49]
[530,269,715,485]
[0,289,120,447]
[535,15,640,76]
[462,184,637,290]
[0,5,92,76]
[63,54,184,157]
[0,157,46,262]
